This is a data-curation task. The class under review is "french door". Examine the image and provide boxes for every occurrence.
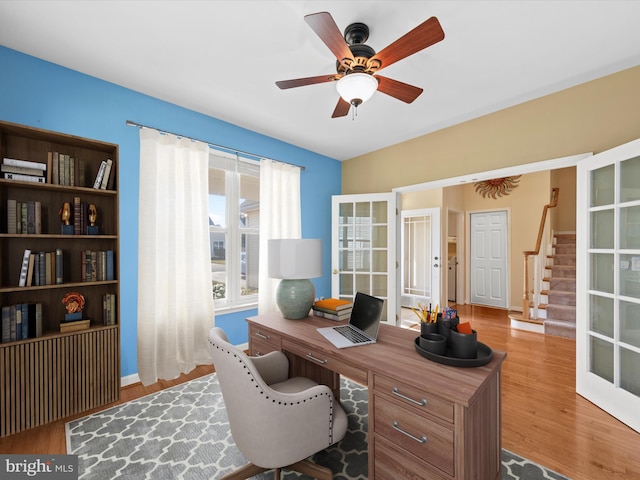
[400,208,441,311]
[577,138,640,433]
[332,193,399,325]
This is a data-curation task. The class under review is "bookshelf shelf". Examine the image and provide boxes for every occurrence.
[0,119,120,437]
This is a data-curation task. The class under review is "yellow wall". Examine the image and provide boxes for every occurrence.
[550,167,577,232]
[342,65,640,194]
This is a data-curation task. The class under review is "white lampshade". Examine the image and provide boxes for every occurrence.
[336,73,378,105]
[268,239,322,279]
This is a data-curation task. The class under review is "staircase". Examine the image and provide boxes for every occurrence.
[540,233,576,338]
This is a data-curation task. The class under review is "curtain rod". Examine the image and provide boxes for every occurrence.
[125,120,306,171]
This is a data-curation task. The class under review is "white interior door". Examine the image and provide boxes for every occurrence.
[332,193,400,325]
[470,210,508,308]
[577,137,640,433]
[400,208,441,310]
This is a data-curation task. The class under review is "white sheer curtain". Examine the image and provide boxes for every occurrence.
[137,128,215,386]
[258,159,302,315]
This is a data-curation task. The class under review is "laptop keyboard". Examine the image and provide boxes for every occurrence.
[334,325,370,344]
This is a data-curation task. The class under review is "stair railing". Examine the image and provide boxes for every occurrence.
[522,188,559,320]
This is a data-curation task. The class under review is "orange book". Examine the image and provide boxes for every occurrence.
[313,298,353,312]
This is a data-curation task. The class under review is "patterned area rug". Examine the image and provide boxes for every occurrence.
[66,374,570,480]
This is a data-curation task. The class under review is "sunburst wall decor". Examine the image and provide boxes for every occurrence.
[474,176,522,199]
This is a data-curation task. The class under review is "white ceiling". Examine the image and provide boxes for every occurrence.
[1,1,640,161]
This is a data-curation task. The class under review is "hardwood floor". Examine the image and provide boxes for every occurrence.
[2,305,639,479]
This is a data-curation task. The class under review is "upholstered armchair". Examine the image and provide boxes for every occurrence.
[208,327,348,480]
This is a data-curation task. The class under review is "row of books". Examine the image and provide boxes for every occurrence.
[72,196,98,235]
[19,249,63,287]
[82,250,115,282]
[1,303,43,342]
[312,297,353,321]
[7,199,42,234]
[1,156,114,190]
[103,293,117,326]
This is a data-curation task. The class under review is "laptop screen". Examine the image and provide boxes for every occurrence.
[350,292,384,337]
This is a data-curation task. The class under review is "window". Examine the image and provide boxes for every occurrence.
[208,152,260,310]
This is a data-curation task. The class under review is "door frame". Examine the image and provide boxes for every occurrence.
[446,208,465,305]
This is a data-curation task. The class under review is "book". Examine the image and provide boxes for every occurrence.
[312,304,352,317]
[73,196,81,235]
[26,200,36,234]
[55,248,64,284]
[52,151,59,184]
[93,160,107,189]
[18,249,31,286]
[2,157,47,170]
[1,172,46,183]
[20,304,29,340]
[1,306,10,342]
[34,201,41,234]
[106,250,114,280]
[7,199,17,234]
[100,158,113,189]
[34,303,43,338]
[15,306,22,341]
[26,253,35,286]
[9,305,16,341]
[1,164,45,176]
[313,298,353,312]
[312,308,351,322]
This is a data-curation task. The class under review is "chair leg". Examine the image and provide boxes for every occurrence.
[286,459,333,480]
[273,468,281,479]
[220,462,271,480]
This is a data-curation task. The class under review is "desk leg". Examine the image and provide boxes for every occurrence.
[284,351,341,399]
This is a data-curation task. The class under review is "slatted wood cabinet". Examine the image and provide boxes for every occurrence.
[0,121,120,437]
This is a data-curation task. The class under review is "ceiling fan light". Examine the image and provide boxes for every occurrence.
[336,73,378,106]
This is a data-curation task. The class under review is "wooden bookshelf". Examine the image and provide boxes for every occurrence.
[0,120,120,437]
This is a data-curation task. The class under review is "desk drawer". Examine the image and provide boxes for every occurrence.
[250,337,278,357]
[373,435,449,480]
[374,394,454,476]
[281,338,367,385]
[249,325,281,352]
[373,374,454,424]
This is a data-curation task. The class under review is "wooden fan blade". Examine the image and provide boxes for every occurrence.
[370,17,444,71]
[376,75,423,103]
[276,74,337,89]
[305,12,354,64]
[331,97,351,118]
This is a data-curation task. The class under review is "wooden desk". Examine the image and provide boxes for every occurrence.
[247,313,506,480]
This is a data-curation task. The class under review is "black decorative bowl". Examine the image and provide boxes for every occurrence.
[414,337,493,367]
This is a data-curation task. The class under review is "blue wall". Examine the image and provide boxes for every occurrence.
[0,46,342,378]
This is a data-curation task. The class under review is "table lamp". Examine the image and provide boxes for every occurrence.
[268,238,322,319]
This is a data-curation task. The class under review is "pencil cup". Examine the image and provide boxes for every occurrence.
[419,333,447,356]
[449,328,478,359]
[420,322,438,335]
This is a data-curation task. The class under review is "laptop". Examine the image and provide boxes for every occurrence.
[316,292,384,348]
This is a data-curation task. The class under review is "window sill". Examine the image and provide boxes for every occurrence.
[215,302,258,316]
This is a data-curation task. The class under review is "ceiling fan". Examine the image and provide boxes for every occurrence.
[275,11,445,118]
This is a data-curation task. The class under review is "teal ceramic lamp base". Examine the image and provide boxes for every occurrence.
[276,279,315,320]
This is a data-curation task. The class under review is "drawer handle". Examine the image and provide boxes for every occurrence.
[306,353,328,364]
[254,331,270,340]
[392,387,427,407]
[392,421,428,444]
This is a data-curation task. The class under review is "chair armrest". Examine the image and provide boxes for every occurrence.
[250,351,289,385]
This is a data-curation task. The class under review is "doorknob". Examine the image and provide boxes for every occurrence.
[332,269,338,274]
